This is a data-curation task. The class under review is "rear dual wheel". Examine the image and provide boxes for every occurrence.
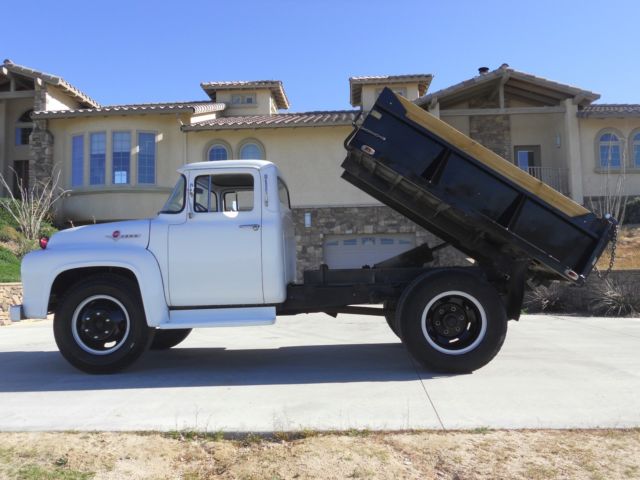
[398,271,507,373]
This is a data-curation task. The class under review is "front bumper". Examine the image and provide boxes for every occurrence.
[9,305,25,322]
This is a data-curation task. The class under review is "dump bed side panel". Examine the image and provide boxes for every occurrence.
[342,88,615,283]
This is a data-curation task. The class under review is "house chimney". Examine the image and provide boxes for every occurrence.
[478,66,490,75]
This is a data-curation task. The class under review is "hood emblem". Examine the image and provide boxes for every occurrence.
[107,230,141,241]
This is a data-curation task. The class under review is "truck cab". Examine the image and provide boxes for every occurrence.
[150,160,296,308]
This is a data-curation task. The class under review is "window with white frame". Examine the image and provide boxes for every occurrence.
[231,94,256,105]
[71,135,84,187]
[137,132,156,184]
[239,141,264,160]
[112,132,131,184]
[632,132,640,168]
[208,144,229,161]
[598,131,622,168]
[89,132,106,185]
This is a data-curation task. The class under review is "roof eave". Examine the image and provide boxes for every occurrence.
[181,120,353,132]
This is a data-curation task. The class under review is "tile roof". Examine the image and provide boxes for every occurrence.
[349,74,432,106]
[201,80,290,110]
[182,110,358,131]
[416,65,600,108]
[577,104,640,118]
[32,101,225,119]
[1,59,99,108]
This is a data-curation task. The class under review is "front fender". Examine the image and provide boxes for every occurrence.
[21,246,169,327]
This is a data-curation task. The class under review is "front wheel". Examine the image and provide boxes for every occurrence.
[398,270,507,373]
[53,274,154,374]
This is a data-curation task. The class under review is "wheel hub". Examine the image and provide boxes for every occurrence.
[432,302,467,337]
[421,291,487,355]
[72,296,130,355]
[80,306,123,342]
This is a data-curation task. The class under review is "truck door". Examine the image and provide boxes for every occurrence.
[167,169,264,307]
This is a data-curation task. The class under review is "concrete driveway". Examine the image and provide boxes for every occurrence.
[0,314,638,432]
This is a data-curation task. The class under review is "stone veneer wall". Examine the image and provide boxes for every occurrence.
[29,83,54,186]
[468,96,512,161]
[0,283,22,325]
[291,206,467,281]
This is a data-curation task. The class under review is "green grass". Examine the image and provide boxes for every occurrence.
[0,246,20,283]
[15,464,93,480]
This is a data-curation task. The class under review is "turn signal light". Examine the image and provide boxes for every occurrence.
[39,236,49,250]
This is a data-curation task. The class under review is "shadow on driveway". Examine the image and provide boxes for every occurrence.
[0,343,449,393]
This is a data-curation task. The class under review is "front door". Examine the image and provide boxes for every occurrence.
[167,169,264,307]
[12,160,29,199]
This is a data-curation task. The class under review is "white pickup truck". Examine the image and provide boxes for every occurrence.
[11,89,614,374]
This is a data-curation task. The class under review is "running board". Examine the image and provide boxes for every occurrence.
[159,306,276,329]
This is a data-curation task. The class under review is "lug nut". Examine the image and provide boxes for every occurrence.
[451,306,457,312]
[444,329,449,334]
[438,309,444,314]
[435,320,441,326]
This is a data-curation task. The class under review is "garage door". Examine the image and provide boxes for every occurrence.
[323,234,415,269]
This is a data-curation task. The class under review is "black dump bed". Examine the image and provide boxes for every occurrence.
[342,88,616,285]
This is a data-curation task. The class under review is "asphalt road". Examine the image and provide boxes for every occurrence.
[0,314,638,432]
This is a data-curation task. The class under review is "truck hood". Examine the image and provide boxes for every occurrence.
[47,220,151,249]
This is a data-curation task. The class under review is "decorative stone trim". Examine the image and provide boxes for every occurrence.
[291,205,467,281]
[0,283,23,325]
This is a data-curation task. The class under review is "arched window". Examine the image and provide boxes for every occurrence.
[239,140,265,160]
[15,109,33,146]
[208,144,229,161]
[598,131,622,168]
[632,131,640,168]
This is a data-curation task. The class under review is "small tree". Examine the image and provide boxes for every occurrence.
[0,169,68,241]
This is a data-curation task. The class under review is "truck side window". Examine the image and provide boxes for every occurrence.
[223,189,253,212]
[277,177,291,210]
[211,173,254,212]
[193,175,218,213]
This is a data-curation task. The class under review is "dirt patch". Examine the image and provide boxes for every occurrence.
[597,225,640,270]
[0,430,638,479]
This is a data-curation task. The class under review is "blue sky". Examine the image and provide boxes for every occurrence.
[5,0,640,111]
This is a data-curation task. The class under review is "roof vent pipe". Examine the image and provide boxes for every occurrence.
[478,67,490,75]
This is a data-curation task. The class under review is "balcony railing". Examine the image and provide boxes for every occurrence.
[519,166,569,196]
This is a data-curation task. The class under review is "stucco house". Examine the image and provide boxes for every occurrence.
[1,59,638,276]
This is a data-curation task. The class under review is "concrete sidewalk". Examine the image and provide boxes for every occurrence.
[0,314,638,431]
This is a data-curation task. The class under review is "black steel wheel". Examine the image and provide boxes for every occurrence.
[150,329,192,350]
[54,274,154,374]
[398,270,507,373]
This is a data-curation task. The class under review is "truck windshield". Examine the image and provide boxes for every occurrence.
[160,175,186,214]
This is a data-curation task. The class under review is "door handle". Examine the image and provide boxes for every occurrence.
[239,224,260,231]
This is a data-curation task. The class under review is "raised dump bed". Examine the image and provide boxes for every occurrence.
[342,88,616,285]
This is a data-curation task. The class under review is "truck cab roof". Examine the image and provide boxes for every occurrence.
[178,159,274,174]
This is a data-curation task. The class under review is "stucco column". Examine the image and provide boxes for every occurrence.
[428,101,440,119]
[564,98,584,204]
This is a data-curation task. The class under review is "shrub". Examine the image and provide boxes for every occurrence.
[0,225,21,243]
[0,200,19,229]
[0,170,67,241]
[0,246,20,282]
[589,278,640,316]
[39,222,58,238]
[625,197,640,225]
[524,283,565,313]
